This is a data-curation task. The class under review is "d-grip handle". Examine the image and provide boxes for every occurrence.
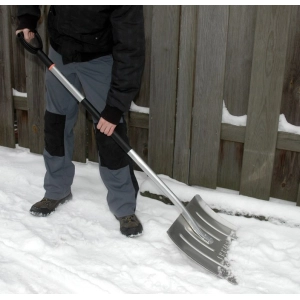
[17,30,132,154]
[17,30,43,54]
[17,30,53,68]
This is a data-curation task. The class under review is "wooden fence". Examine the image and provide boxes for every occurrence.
[1,5,300,206]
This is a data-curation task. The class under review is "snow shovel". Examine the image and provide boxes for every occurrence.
[18,31,238,284]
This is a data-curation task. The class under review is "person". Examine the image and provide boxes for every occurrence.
[16,5,145,237]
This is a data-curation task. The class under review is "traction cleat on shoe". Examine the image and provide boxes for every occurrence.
[116,214,143,237]
[30,193,72,217]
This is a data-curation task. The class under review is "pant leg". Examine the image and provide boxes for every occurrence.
[43,47,81,200]
[76,55,139,217]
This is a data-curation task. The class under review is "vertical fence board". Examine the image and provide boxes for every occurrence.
[173,6,197,184]
[25,5,48,154]
[280,6,300,126]
[223,6,257,115]
[148,6,180,176]
[240,6,291,200]
[0,5,15,148]
[271,150,300,202]
[128,5,152,169]
[87,115,98,163]
[274,6,300,203]
[10,5,29,148]
[189,6,229,188]
[297,184,300,206]
[73,104,86,163]
[218,6,257,191]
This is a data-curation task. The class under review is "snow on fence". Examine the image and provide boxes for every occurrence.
[1,5,300,206]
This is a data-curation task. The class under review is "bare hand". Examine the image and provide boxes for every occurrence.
[97,117,116,136]
[16,28,35,42]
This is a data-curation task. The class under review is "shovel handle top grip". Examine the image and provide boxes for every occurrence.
[17,31,131,154]
[17,31,54,68]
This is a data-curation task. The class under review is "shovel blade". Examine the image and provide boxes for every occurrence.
[167,195,237,284]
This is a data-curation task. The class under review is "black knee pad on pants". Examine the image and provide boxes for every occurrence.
[94,123,131,170]
[44,110,66,157]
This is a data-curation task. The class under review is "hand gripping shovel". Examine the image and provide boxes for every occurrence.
[18,31,238,284]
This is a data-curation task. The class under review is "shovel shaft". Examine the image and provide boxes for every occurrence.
[127,149,213,244]
[46,53,213,244]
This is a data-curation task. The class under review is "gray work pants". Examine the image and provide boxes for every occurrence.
[43,46,138,218]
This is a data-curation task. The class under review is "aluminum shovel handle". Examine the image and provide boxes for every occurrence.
[17,31,213,244]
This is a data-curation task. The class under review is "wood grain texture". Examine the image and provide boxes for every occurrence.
[24,5,48,154]
[217,6,257,191]
[128,6,152,168]
[148,6,180,176]
[278,6,300,203]
[173,6,197,184]
[189,5,229,188]
[240,6,291,200]
[73,103,86,163]
[0,5,15,148]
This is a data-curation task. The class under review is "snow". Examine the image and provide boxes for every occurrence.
[222,100,300,135]
[130,102,149,114]
[222,101,247,126]
[1,145,300,294]
[278,114,300,135]
[12,88,27,98]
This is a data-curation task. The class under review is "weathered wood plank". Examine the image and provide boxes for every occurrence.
[271,150,300,202]
[13,96,28,110]
[128,6,152,169]
[223,6,257,115]
[280,5,300,126]
[128,112,149,129]
[0,5,15,148]
[148,6,180,176]
[277,131,300,152]
[10,6,29,148]
[73,103,86,163]
[276,6,300,203]
[240,6,291,200]
[137,5,152,108]
[297,183,300,206]
[189,5,229,188]
[25,5,48,154]
[221,124,245,143]
[173,6,197,184]
[218,6,257,191]
[87,115,98,163]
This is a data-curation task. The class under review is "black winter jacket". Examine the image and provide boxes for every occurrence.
[17,5,145,124]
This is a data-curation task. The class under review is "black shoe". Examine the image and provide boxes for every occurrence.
[30,193,72,217]
[116,214,143,237]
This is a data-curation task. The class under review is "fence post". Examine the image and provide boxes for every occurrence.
[0,5,15,148]
[240,6,291,200]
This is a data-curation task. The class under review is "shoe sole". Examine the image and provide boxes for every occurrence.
[30,193,72,217]
[127,232,143,238]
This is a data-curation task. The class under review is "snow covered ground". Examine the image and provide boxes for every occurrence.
[0,145,300,294]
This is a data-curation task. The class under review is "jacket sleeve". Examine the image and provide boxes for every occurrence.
[16,6,41,30]
[100,5,145,125]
